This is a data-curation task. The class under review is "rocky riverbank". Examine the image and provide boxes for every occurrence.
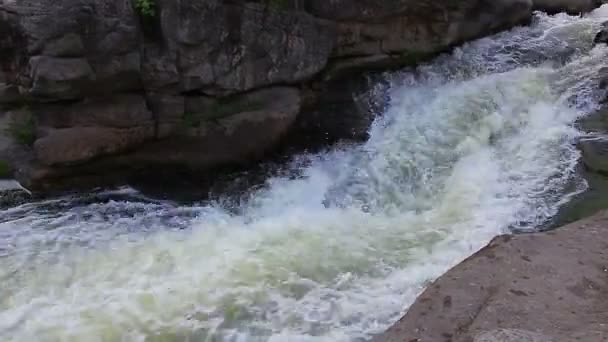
[0,0,587,192]
[375,211,608,342]
[3,2,608,341]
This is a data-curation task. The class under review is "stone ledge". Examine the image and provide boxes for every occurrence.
[376,212,608,342]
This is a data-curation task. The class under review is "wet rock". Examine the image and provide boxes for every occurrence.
[533,0,603,14]
[550,107,608,228]
[0,188,31,209]
[290,73,390,149]
[594,21,608,45]
[577,109,608,176]
[375,212,608,342]
[580,139,608,175]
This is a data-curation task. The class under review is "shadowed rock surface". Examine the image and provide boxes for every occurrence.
[375,212,608,342]
[0,0,540,191]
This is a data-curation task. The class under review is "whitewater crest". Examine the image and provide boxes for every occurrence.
[2,7,608,342]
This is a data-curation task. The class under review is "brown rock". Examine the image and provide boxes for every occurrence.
[375,212,608,342]
[34,126,154,166]
[317,0,533,63]
[36,94,153,129]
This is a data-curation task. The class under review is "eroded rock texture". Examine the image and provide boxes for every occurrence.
[0,0,581,190]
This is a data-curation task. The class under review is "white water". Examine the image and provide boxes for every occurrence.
[3,8,608,342]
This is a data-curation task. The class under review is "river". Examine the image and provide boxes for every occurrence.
[2,7,608,342]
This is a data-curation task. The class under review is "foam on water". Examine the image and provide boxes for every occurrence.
[2,7,608,342]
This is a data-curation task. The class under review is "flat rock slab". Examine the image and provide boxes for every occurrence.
[376,212,608,342]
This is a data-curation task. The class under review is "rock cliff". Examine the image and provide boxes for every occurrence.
[0,0,586,191]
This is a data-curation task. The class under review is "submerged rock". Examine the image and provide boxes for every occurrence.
[595,21,608,46]
[0,180,32,209]
[375,212,608,342]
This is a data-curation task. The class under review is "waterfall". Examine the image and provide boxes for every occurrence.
[2,7,608,342]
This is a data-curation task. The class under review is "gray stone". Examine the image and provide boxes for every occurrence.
[315,0,533,60]
[34,125,154,166]
[36,94,153,129]
[375,212,608,342]
[27,56,95,99]
[129,87,301,168]
[147,93,185,138]
[42,33,85,57]
[2,0,585,191]
[580,139,608,175]
[155,0,336,95]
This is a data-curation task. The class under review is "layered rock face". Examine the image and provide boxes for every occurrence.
[0,0,551,190]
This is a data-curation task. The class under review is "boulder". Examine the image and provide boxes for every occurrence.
[30,94,155,166]
[313,0,533,72]
[290,73,390,151]
[376,212,608,342]
[27,56,95,99]
[128,87,301,168]
[34,126,154,166]
[153,0,335,95]
[594,21,608,45]
[35,94,153,129]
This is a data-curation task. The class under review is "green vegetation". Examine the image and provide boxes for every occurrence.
[5,111,35,146]
[0,160,11,178]
[182,98,265,128]
[134,0,155,17]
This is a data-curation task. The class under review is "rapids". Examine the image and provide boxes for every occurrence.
[3,7,608,342]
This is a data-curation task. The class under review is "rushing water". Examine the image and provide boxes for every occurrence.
[3,8,608,342]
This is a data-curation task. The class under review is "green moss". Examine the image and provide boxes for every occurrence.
[5,111,35,146]
[0,160,11,178]
[134,0,155,17]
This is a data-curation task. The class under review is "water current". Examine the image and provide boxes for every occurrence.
[3,7,608,342]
